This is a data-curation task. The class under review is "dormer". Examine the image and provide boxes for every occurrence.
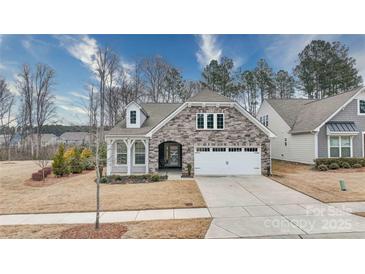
[126,101,148,128]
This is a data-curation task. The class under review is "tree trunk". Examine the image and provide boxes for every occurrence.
[95,132,101,230]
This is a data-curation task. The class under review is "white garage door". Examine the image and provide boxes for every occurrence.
[194,147,261,175]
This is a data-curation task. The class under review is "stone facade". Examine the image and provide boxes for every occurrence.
[149,105,271,174]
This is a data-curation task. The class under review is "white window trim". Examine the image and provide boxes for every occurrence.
[362,132,365,157]
[358,99,365,115]
[115,140,128,166]
[133,141,146,166]
[327,135,353,158]
[195,113,225,130]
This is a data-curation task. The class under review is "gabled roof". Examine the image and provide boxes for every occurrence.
[187,89,232,102]
[266,98,315,128]
[266,87,364,134]
[107,103,182,136]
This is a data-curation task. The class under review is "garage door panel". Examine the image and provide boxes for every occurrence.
[194,148,261,175]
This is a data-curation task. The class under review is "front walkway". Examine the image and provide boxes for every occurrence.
[0,208,211,226]
[196,176,365,238]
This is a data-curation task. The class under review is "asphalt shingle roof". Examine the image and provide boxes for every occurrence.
[107,89,232,136]
[266,87,363,134]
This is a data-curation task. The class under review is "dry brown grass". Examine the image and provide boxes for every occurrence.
[272,160,365,203]
[0,161,206,214]
[0,218,212,239]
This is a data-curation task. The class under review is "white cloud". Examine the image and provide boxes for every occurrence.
[196,34,222,67]
[58,104,87,115]
[70,91,89,100]
[56,35,98,71]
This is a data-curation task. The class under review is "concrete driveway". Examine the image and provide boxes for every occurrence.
[196,176,365,238]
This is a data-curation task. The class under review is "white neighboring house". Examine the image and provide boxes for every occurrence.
[257,86,365,164]
[25,133,59,147]
[60,132,89,146]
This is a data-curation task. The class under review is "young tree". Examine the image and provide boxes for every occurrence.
[201,57,237,98]
[17,64,35,157]
[294,40,362,99]
[275,70,295,99]
[254,59,276,102]
[0,77,16,160]
[34,64,56,158]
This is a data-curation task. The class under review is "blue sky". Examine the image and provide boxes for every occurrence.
[1,34,364,125]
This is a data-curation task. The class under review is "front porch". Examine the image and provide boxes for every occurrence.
[106,137,149,175]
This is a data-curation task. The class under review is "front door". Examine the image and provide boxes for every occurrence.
[164,143,181,167]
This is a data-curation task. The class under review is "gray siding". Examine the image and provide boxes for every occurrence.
[318,99,365,158]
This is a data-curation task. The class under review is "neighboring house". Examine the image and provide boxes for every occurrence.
[60,132,90,146]
[25,133,59,147]
[257,86,365,164]
[105,89,275,176]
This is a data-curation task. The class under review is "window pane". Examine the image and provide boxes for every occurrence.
[341,136,351,147]
[341,147,351,157]
[330,136,339,147]
[117,154,127,165]
[360,100,365,114]
[130,111,136,124]
[134,141,145,153]
[330,147,340,157]
[117,142,127,153]
[207,114,214,129]
[197,114,204,129]
[135,154,145,164]
[217,114,224,129]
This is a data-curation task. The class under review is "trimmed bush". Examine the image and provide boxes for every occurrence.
[32,172,43,181]
[318,164,328,171]
[341,162,351,169]
[315,157,365,169]
[81,148,93,159]
[151,174,160,182]
[44,167,52,175]
[329,162,340,170]
[100,177,108,184]
[353,163,362,168]
[69,148,83,174]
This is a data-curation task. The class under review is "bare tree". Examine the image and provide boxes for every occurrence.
[36,147,51,182]
[34,64,56,158]
[17,64,35,157]
[0,77,16,160]
[139,56,171,103]
[86,84,98,145]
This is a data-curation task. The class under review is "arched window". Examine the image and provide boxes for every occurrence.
[116,141,127,165]
[134,141,145,165]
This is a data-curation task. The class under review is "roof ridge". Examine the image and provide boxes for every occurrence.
[303,86,363,105]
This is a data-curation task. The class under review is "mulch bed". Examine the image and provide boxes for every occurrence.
[328,167,365,173]
[24,170,94,187]
[60,223,128,239]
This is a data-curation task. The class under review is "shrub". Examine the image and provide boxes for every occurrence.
[32,172,43,181]
[64,147,76,162]
[100,176,108,184]
[44,167,52,175]
[353,163,362,168]
[52,144,70,176]
[318,164,328,171]
[187,163,192,176]
[69,148,83,174]
[341,162,351,169]
[151,174,160,182]
[315,157,365,169]
[81,148,93,159]
[82,159,95,170]
[329,162,340,170]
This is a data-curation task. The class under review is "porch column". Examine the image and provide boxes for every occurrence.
[143,139,149,174]
[106,139,113,176]
[126,139,136,175]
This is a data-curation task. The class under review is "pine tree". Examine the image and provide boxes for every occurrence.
[294,40,362,99]
[275,70,295,98]
[254,59,275,102]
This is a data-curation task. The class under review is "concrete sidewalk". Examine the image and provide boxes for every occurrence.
[0,208,211,226]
